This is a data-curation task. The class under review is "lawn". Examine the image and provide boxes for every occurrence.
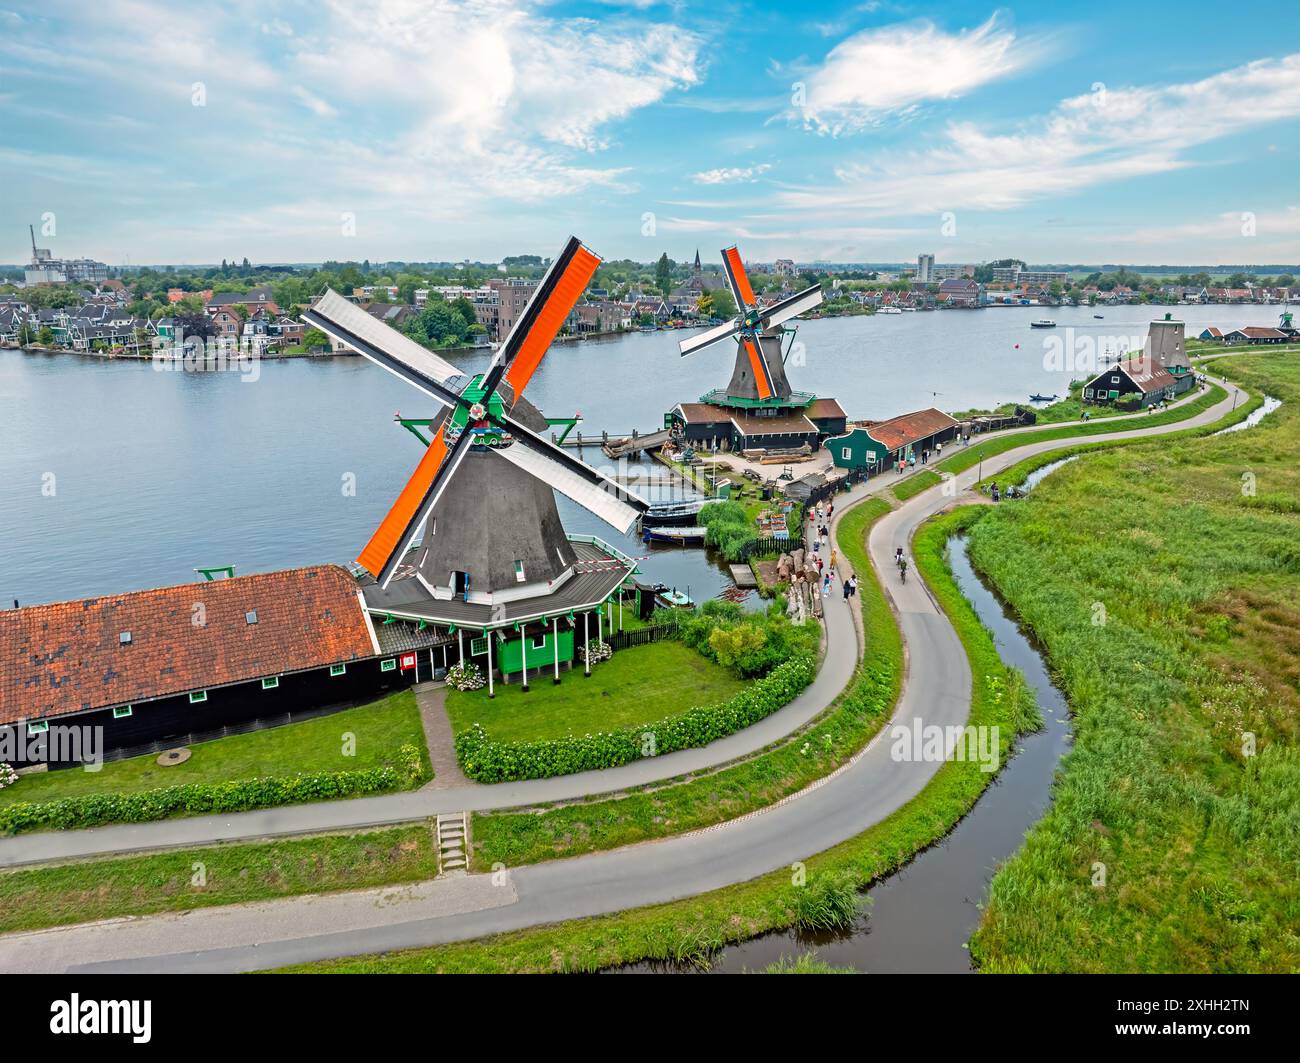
[0,690,427,806]
[967,351,1300,972]
[445,640,747,743]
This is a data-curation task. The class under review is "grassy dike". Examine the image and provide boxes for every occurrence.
[0,826,439,934]
[936,383,1227,478]
[281,504,1040,973]
[967,352,1300,973]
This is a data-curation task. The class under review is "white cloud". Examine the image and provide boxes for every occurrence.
[780,53,1300,217]
[692,163,772,184]
[793,14,1049,134]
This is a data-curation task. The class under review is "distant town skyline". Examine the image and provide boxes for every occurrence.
[2,1,1299,266]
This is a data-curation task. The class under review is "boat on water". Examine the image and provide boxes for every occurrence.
[1029,393,1059,403]
[877,306,903,315]
[1030,319,1057,328]
[657,588,695,608]
[642,498,722,527]
[1093,314,1105,319]
[900,306,917,312]
[643,525,706,546]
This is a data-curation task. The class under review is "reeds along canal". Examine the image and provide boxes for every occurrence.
[614,534,1074,974]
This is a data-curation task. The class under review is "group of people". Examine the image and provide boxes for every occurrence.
[807,500,859,600]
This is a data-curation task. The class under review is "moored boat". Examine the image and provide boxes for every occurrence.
[1030,319,1057,328]
[642,525,706,546]
[642,498,722,526]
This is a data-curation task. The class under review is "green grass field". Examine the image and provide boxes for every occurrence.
[444,641,747,743]
[0,690,427,806]
[0,825,438,934]
[967,351,1299,972]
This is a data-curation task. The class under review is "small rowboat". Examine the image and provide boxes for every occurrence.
[642,526,706,546]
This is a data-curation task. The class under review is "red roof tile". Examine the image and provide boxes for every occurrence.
[865,407,959,452]
[0,566,375,724]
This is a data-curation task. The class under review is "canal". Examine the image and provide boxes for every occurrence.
[616,533,1073,974]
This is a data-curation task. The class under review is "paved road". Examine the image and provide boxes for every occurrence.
[3,379,1247,972]
[0,382,1218,870]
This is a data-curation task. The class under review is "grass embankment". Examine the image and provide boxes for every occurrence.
[937,383,1227,478]
[466,498,899,868]
[0,825,438,935]
[892,469,942,501]
[445,642,747,743]
[968,352,1299,973]
[285,504,1040,973]
[0,691,428,807]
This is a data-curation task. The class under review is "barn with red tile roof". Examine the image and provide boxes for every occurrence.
[0,565,435,764]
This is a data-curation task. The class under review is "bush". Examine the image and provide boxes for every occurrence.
[446,661,485,691]
[678,600,819,678]
[699,500,758,560]
[0,767,402,835]
[454,655,817,783]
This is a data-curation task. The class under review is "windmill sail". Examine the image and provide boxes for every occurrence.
[302,289,467,409]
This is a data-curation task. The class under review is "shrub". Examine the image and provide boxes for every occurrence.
[455,654,817,783]
[446,661,485,691]
[396,743,426,785]
[0,764,17,791]
[580,640,612,665]
[0,767,402,836]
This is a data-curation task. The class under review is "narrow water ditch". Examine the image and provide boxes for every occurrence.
[615,534,1073,974]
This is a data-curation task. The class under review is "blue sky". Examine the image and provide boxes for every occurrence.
[2,0,1298,266]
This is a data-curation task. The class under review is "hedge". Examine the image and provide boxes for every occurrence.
[455,655,817,783]
[0,766,404,835]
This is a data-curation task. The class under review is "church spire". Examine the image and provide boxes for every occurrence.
[693,248,701,273]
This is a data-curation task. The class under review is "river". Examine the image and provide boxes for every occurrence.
[0,303,1286,608]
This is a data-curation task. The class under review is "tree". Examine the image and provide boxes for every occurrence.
[38,326,55,346]
[655,253,673,296]
[303,327,330,351]
[710,287,737,320]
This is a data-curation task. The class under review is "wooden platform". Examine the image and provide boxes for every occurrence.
[729,564,758,588]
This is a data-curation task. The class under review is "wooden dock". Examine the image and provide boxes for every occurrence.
[729,564,758,588]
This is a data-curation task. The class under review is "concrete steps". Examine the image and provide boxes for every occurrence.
[436,812,470,873]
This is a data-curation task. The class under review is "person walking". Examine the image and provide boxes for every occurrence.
[842,579,852,602]
[849,575,859,597]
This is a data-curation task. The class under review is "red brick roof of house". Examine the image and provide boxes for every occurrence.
[1115,357,1178,394]
[1237,327,1287,339]
[0,565,376,725]
[807,397,847,419]
[865,407,959,452]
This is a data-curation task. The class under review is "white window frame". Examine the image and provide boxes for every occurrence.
[189,690,208,703]
[470,636,489,656]
[27,720,49,736]
[514,559,526,582]
[530,633,547,650]
[380,658,397,673]
[330,663,347,677]
[113,705,133,719]
[262,676,280,690]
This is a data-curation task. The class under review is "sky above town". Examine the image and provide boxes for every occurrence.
[2,0,1299,267]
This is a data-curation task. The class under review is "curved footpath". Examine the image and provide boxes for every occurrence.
[0,381,1223,870]
[0,381,1247,972]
